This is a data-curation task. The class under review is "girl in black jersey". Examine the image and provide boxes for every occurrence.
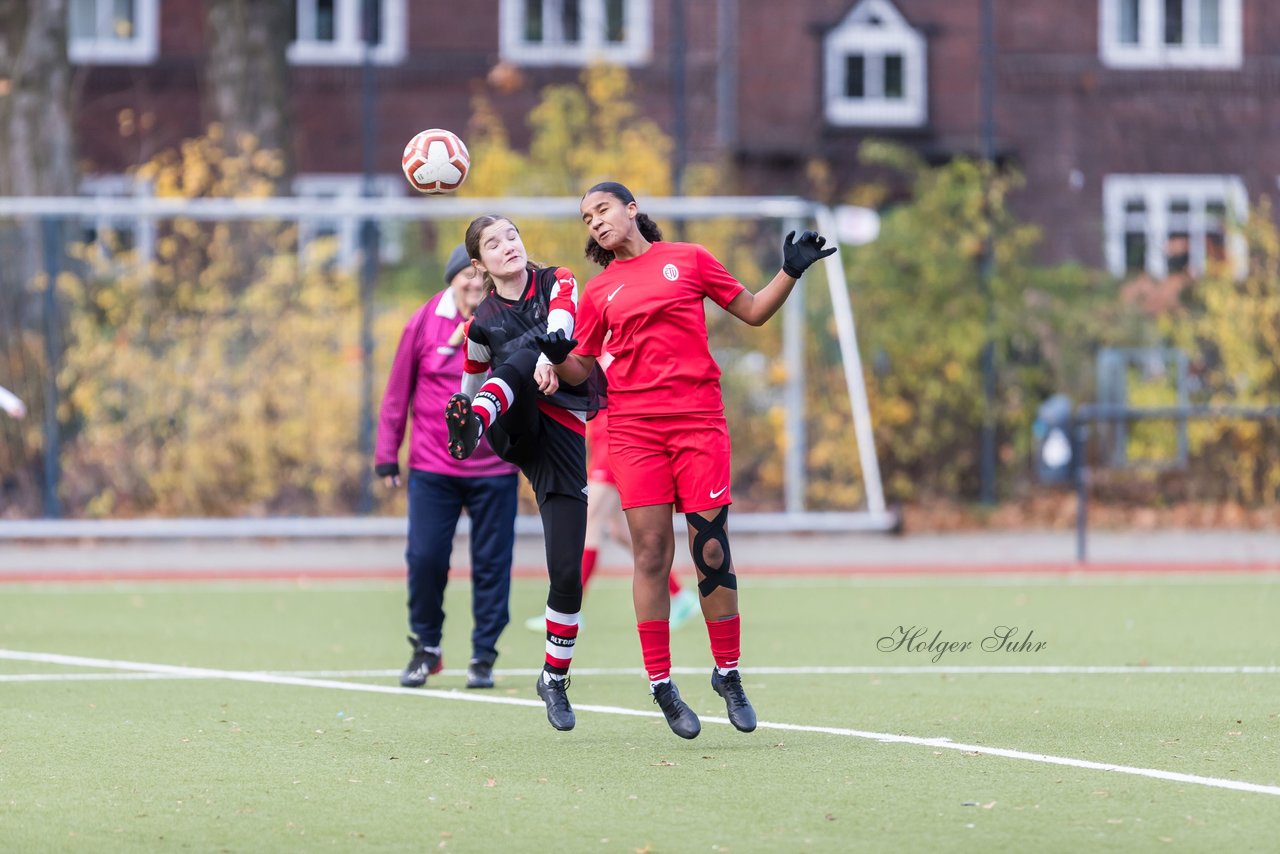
[444,214,605,732]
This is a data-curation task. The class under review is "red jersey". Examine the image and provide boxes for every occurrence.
[575,242,745,418]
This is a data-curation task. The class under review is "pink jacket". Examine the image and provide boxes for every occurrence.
[375,288,518,478]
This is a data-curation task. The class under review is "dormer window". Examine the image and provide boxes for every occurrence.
[823,0,927,127]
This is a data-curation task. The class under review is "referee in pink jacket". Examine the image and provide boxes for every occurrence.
[375,245,520,690]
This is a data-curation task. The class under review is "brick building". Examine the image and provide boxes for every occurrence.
[71,0,1278,275]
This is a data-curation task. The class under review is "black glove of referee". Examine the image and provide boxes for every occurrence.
[534,330,578,365]
[782,230,838,278]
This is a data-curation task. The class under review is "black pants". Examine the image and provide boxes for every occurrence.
[484,348,587,615]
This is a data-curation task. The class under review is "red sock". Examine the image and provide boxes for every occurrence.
[706,614,741,671]
[667,573,683,596]
[581,548,599,587]
[637,619,671,682]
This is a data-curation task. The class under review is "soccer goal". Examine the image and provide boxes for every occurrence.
[0,194,896,536]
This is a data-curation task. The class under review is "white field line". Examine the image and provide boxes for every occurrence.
[3,648,1278,798]
[268,664,1280,677]
[4,664,1279,682]
[0,671,205,682]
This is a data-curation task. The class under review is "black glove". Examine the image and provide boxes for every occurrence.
[374,462,400,478]
[782,230,838,278]
[534,330,578,365]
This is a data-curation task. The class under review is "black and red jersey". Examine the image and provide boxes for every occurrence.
[464,265,606,417]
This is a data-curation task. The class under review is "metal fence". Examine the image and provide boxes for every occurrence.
[1068,404,1280,562]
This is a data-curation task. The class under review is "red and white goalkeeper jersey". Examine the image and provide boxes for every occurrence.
[575,242,745,419]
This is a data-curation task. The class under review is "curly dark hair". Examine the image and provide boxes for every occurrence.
[582,182,663,268]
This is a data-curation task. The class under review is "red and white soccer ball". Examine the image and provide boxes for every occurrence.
[401,128,470,194]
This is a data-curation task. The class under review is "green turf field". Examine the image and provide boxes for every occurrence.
[2,572,1278,852]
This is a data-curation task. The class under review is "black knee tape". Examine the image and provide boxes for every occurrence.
[686,506,736,597]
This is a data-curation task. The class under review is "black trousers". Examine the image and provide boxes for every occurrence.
[483,348,587,615]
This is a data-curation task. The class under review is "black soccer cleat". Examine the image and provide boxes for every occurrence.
[536,674,576,731]
[711,668,757,732]
[652,680,701,739]
[400,636,443,688]
[466,659,495,690]
[444,393,482,460]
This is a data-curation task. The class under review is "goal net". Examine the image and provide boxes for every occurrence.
[0,194,895,535]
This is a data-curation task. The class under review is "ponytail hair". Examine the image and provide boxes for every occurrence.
[582,181,663,268]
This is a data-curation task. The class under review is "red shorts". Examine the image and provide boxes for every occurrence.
[586,410,614,485]
[607,414,732,513]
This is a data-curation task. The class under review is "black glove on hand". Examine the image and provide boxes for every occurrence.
[534,330,578,365]
[782,230,838,278]
[374,462,400,478]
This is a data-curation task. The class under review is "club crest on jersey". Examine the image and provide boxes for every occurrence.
[663,264,679,281]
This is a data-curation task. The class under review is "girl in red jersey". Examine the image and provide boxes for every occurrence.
[445,214,606,732]
[537,182,835,739]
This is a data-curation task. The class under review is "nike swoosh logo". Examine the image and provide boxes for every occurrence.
[709,486,728,499]
[607,284,625,302]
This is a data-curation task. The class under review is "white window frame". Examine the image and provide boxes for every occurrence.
[293,174,405,267]
[1103,174,1247,278]
[499,0,652,67]
[1099,0,1242,69]
[78,175,157,262]
[69,0,159,65]
[288,0,407,65]
[823,0,927,128]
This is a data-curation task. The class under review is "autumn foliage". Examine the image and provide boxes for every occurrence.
[10,68,1279,519]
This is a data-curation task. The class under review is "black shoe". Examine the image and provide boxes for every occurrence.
[535,674,576,731]
[466,659,495,689]
[399,636,443,687]
[711,668,757,732]
[652,680,701,739]
[444,393,482,460]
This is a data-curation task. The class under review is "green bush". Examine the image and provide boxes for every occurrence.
[835,141,1148,503]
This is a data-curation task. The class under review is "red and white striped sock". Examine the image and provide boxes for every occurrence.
[472,376,514,434]
[637,619,672,687]
[706,614,741,675]
[541,605,579,681]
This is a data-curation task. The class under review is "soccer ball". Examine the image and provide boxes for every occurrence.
[401,128,470,194]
